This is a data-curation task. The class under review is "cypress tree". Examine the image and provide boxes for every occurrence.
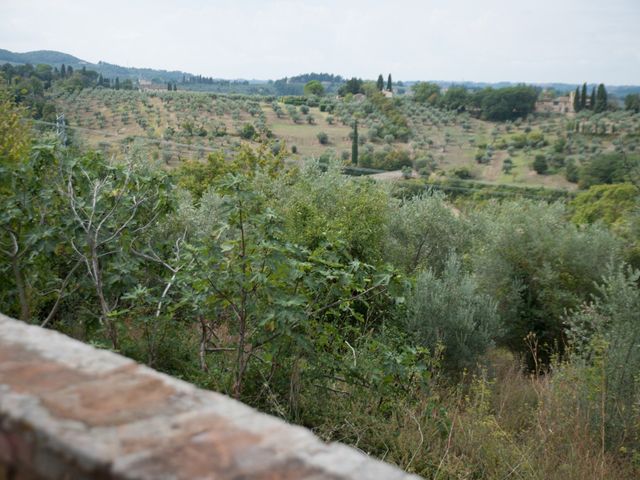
[387,73,392,91]
[581,83,587,110]
[376,74,384,91]
[595,83,607,113]
[61,64,66,77]
[573,86,580,112]
[168,82,172,91]
[590,87,596,110]
[351,120,358,165]
[115,77,120,90]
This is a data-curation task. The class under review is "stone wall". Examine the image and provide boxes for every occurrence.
[0,313,420,480]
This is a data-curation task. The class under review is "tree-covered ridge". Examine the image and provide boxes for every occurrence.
[0,48,192,83]
[286,72,344,84]
[0,48,84,66]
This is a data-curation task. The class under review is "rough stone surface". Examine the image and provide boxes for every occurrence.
[0,313,421,479]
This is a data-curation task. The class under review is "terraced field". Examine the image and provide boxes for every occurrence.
[49,88,640,191]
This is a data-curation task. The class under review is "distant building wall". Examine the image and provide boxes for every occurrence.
[535,90,575,114]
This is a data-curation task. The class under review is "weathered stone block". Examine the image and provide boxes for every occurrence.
[0,313,421,479]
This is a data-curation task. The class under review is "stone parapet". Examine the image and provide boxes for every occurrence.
[0,313,420,480]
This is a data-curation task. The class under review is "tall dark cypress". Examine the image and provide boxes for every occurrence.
[595,83,607,112]
[581,83,587,110]
[351,120,358,165]
[387,74,392,91]
[590,87,596,110]
[376,74,384,91]
[573,87,581,112]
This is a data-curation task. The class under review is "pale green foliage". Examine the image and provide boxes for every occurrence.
[405,255,501,371]
[571,183,638,226]
[386,191,469,274]
[0,88,30,169]
[173,187,225,239]
[566,266,640,448]
[570,183,640,266]
[275,161,391,262]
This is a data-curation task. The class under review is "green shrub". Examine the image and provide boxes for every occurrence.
[317,131,329,145]
[472,200,622,363]
[386,192,468,274]
[533,154,548,174]
[239,123,256,140]
[359,148,412,171]
[566,266,640,450]
[405,255,501,371]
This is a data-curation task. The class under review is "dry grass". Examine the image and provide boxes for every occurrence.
[305,348,638,479]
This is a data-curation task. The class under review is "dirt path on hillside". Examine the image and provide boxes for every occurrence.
[482,150,506,182]
[369,170,418,180]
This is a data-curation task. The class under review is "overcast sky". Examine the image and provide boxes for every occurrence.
[1,0,639,84]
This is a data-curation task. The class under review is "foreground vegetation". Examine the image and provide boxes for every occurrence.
[2,83,640,478]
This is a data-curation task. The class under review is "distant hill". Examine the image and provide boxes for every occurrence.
[0,48,190,83]
[0,49,85,66]
[3,48,639,98]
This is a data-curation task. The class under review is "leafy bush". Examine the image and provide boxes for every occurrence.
[359,148,412,171]
[533,155,548,174]
[566,266,640,450]
[405,255,501,371]
[578,153,638,189]
[317,131,329,145]
[472,201,622,363]
[274,162,390,262]
[386,192,468,274]
[239,123,256,140]
[451,166,474,179]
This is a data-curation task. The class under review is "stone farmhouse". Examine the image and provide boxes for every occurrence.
[535,90,575,114]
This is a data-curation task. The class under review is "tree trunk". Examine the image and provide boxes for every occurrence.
[11,254,30,322]
[232,313,247,399]
[199,316,209,373]
[90,241,118,350]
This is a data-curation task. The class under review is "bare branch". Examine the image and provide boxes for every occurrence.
[41,259,82,328]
